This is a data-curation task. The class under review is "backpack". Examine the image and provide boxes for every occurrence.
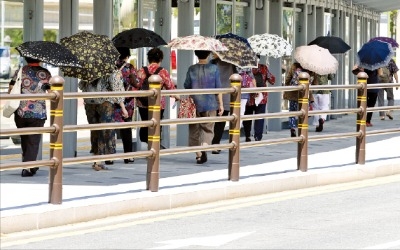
[379,67,392,83]
[253,71,265,87]
[138,66,163,106]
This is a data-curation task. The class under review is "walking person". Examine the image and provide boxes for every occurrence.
[243,56,276,141]
[9,57,52,177]
[237,67,255,141]
[352,65,383,127]
[377,58,398,120]
[184,50,224,164]
[311,74,333,132]
[79,70,128,170]
[209,53,237,154]
[283,62,314,137]
[115,47,137,164]
[136,48,179,146]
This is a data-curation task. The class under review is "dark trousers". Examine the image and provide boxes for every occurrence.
[366,92,378,123]
[119,127,133,153]
[138,107,165,143]
[212,110,230,144]
[243,104,266,140]
[14,115,45,162]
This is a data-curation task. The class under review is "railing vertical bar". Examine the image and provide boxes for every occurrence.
[147,74,162,191]
[356,72,368,164]
[228,74,242,181]
[297,72,310,172]
[48,76,64,204]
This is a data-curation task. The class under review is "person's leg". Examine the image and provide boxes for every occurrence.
[315,93,330,132]
[366,92,378,124]
[212,110,229,145]
[18,118,45,176]
[85,104,99,155]
[243,105,255,141]
[120,127,134,163]
[14,114,27,161]
[312,94,321,127]
[200,110,216,146]
[98,102,116,155]
[189,111,202,162]
[288,100,298,137]
[386,87,394,119]
[377,89,385,118]
[253,104,266,141]
[138,107,148,143]
[120,128,133,153]
[197,110,216,164]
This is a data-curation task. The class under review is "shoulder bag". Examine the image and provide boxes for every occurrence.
[3,68,22,118]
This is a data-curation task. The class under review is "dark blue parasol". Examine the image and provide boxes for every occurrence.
[356,40,394,71]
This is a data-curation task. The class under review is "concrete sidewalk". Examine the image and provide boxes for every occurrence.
[1,98,400,234]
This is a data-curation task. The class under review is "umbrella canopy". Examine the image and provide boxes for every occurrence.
[166,35,228,51]
[294,45,339,75]
[356,40,394,71]
[308,36,351,54]
[248,33,292,58]
[215,32,251,48]
[15,41,82,68]
[112,28,167,49]
[369,36,399,48]
[214,37,258,69]
[60,31,120,82]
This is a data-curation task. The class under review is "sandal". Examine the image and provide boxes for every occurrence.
[92,163,108,171]
[196,151,207,164]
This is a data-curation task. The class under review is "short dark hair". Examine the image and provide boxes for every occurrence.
[25,57,41,63]
[194,50,211,59]
[147,48,164,63]
[117,47,131,60]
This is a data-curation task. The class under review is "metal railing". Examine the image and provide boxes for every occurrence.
[0,72,399,204]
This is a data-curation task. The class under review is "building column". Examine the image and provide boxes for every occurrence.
[267,0,283,131]
[330,8,340,119]
[156,0,172,148]
[23,0,44,159]
[176,0,194,146]
[307,5,316,41]
[315,6,324,36]
[93,0,112,37]
[59,0,79,158]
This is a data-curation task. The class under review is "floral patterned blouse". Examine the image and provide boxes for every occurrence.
[10,64,51,119]
[78,70,125,105]
[114,60,138,122]
[249,63,276,105]
[136,62,176,110]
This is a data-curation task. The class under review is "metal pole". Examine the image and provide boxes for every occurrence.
[297,72,309,172]
[356,72,368,164]
[48,76,64,204]
[147,74,162,191]
[228,73,242,181]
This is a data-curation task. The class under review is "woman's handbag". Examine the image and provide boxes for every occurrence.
[3,68,22,118]
[178,96,196,118]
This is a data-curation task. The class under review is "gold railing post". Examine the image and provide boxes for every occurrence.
[356,72,368,164]
[48,76,64,204]
[228,73,242,181]
[146,74,162,191]
[297,72,310,172]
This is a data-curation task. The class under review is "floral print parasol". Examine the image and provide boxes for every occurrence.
[248,33,293,58]
[60,31,120,82]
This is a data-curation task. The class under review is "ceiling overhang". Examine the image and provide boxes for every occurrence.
[344,0,400,13]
